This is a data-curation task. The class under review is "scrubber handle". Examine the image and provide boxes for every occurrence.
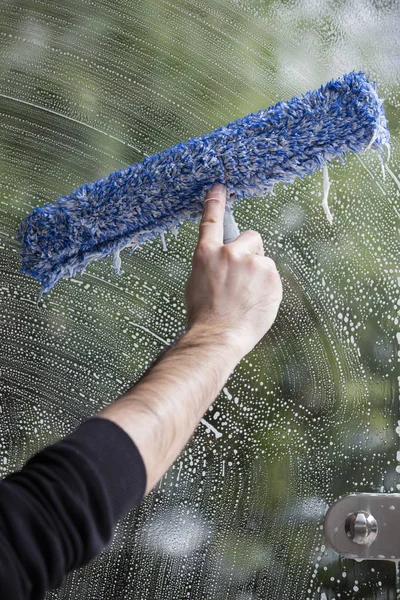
[223,206,240,244]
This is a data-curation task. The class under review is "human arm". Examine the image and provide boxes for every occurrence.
[97,322,240,495]
[98,182,283,495]
[0,183,282,598]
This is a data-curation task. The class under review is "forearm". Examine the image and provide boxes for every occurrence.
[98,324,241,495]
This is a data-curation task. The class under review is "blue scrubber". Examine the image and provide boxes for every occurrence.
[16,71,390,295]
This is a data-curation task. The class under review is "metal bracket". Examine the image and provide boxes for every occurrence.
[324,493,400,560]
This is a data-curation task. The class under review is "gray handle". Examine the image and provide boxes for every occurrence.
[223,206,240,244]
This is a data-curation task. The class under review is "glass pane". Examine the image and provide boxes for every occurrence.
[0,1,398,598]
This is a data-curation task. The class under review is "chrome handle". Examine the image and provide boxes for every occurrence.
[324,493,400,560]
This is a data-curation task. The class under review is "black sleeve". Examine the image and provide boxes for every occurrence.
[0,417,147,600]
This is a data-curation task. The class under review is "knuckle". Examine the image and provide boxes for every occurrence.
[196,240,213,252]
[264,256,277,270]
[246,260,259,275]
[268,269,282,291]
[201,215,219,226]
[270,268,281,284]
[244,252,257,266]
[247,229,263,243]
[194,241,213,261]
[204,198,223,206]
[242,229,263,250]
[241,229,264,255]
[221,244,241,262]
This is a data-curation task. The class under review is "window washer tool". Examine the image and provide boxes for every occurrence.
[16,71,390,295]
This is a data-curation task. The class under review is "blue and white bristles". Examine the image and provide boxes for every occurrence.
[16,71,390,294]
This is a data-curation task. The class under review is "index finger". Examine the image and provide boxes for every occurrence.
[198,183,227,246]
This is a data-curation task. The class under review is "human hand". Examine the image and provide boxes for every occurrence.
[184,183,283,361]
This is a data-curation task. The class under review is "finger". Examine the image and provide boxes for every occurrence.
[254,254,277,270]
[230,230,264,256]
[198,183,226,246]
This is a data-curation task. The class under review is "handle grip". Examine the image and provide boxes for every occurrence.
[223,206,240,244]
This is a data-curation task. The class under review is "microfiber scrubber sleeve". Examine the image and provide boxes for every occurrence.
[16,71,390,295]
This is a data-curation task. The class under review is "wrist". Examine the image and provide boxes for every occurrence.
[183,321,243,366]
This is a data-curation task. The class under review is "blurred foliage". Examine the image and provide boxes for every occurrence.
[0,0,399,598]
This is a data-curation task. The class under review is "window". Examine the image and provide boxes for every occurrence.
[0,1,398,598]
